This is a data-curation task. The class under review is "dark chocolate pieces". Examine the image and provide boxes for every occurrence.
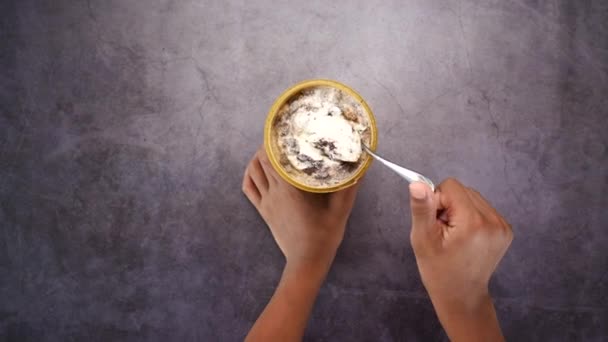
[297,153,327,178]
[313,138,340,160]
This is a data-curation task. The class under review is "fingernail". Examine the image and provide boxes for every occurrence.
[409,182,427,200]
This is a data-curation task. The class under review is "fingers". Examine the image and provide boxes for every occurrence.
[242,146,273,207]
[465,187,494,216]
[466,187,512,235]
[242,172,261,206]
[330,180,361,212]
[247,154,269,194]
[436,178,472,213]
[258,146,279,185]
[409,181,438,239]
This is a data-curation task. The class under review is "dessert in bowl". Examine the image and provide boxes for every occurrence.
[264,79,378,193]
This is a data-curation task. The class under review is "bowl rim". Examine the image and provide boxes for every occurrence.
[264,79,378,193]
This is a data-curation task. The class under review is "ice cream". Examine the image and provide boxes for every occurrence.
[273,86,372,187]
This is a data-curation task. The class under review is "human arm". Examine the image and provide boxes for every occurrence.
[245,260,330,342]
[408,179,513,342]
[242,147,360,342]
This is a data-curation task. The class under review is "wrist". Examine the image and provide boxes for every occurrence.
[285,248,337,275]
[284,256,333,282]
[431,290,491,316]
[423,278,489,315]
[429,292,503,342]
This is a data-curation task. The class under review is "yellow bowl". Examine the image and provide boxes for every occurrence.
[264,79,378,193]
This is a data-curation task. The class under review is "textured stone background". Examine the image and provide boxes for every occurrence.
[1,0,607,341]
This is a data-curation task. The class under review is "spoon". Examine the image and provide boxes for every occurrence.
[362,144,435,192]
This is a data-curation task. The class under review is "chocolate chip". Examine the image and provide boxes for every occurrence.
[286,138,299,154]
[301,158,324,175]
[302,167,316,175]
[297,154,313,163]
[313,139,336,151]
[340,161,358,172]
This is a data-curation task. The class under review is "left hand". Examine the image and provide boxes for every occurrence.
[242,146,360,269]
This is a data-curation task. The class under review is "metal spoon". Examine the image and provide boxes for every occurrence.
[362,144,435,192]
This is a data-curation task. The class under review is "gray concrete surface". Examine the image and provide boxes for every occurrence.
[1,0,607,341]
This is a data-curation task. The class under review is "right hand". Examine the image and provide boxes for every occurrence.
[408,178,513,312]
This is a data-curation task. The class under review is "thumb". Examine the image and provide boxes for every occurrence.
[409,182,437,236]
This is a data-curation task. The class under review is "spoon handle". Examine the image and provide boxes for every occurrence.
[363,145,435,192]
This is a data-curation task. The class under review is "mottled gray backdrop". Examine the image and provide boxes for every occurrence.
[1,0,607,341]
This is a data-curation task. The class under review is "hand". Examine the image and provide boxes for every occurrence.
[243,146,361,342]
[242,146,360,270]
[408,178,512,341]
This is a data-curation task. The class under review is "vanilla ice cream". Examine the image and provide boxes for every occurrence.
[273,86,372,187]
